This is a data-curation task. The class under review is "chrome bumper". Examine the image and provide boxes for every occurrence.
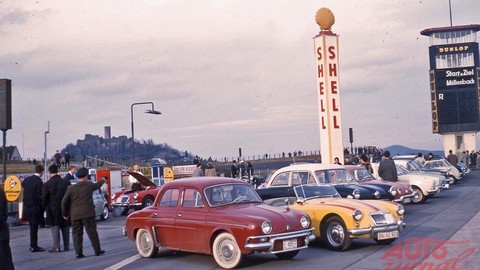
[393,193,415,204]
[427,186,442,195]
[245,228,315,254]
[348,221,406,237]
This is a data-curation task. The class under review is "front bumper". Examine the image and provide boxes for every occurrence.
[427,186,442,195]
[348,221,406,238]
[244,228,315,254]
[393,193,415,204]
[112,196,142,210]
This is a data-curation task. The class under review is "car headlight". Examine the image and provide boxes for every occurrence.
[133,193,139,200]
[396,204,405,215]
[374,191,380,199]
[353,189,361,199]
[389,186,398,196]
[353,209,362,221]
[261,221,272,234]
[300,216,310,228]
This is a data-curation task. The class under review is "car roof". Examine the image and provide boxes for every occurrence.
[275,163,345,173]
[163,177,247,189]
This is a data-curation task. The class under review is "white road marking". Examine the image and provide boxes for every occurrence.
[104,254,141,270]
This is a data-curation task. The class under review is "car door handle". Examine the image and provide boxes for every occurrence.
[176,213,182,217]
[153,212,158,216]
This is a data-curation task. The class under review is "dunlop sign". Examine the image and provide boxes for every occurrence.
[4,175,22,202]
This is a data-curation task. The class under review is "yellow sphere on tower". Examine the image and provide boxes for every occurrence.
[315,8,335,31]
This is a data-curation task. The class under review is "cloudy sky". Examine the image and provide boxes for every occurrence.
[1,0,479,161]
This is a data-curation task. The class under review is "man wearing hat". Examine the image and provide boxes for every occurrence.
[42,164,71,253]
[61,167,105,258]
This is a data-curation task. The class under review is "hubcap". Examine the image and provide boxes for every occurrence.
[328,223,345,246]
[219,239,236,262]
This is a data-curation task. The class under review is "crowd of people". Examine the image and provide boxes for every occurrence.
[1,164,107,270]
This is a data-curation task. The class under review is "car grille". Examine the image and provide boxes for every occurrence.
[117,196,130,203]
[370,213,396,225]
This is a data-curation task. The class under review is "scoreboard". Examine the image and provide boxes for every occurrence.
[429,43,480,133]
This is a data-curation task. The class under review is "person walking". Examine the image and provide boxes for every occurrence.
[64,152,71,168]
[54,150,62,169]
[61,167,105,259]
[231,160,238,178]
[42,164,71,253]
[0,186,15,270]
[470,150,477,170]
[204,162,217,177]
[378,151,398,181]
[129,164,143,191]
[22,165,46,252]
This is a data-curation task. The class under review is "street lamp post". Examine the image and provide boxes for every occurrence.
[131,102,161,164]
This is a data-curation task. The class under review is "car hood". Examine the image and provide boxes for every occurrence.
[302,197,390,214]
[361,180,411,192]
[128,171,157,187]
[213,203,305,231]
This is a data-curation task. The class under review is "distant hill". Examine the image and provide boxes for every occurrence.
[384,145,444,157]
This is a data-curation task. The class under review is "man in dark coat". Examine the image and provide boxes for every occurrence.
[22,165,46,252]
[62,167,105,259]
[64,166,76,181]
[42,164,71,253]
[378,151,398,182]
[0,186,15,270]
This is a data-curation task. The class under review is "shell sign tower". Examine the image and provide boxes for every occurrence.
[314,8,344,164]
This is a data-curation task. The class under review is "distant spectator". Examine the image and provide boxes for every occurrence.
[333,157,342,165]
[231,160,238,178]
[344,156,353,165]
[246,161,254,178]
[426,152,434,161]
[54,150,62,168]
[359,154,373,174]
[64,152,71,168]
[193,163,204,177]
[446,150,458,166]
[470,151,477,170]
[378,151,398,182]
[238,161,246,178]
[415,153,426,166]
[204,162,217,177]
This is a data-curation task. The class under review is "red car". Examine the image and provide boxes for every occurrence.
[123,177,315,269]
[111,172,160,216]
[345,165,415,204]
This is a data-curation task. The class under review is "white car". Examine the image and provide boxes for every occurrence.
[371,163,443,204]
[393,155,461,184]
[392,159,450,188]
[424,159,462,184]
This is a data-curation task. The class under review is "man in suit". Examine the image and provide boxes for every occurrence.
[22,165,46,252]
[42,164,71,253]
[0,186,15,270]
[64,166,76,182]
[62,167,105,259]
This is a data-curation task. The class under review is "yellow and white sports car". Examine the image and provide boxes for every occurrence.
[265,184,406,251]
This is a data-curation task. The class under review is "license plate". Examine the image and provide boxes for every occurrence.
[377,230,399,240]
[403,197,411,204]
[283,239,297,250]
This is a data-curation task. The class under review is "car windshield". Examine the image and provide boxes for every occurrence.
[315,169,355,184]
[425,160,446,169]
[293,185,339,200]
[353,168,376,181]
[396,165,409,175]
[407,160,423,171]
[204,183,262,207]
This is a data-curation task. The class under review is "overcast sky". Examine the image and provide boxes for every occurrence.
[1,0,480,161]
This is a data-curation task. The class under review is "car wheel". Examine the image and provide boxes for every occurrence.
[375,238,396,245]
[100,205,109,221]
[212,232,244,269]
[135,228,159,258]
[411,187,427,204]
[142,196,155,208]
[274,250,300,260]
[323,216,352,251]
[449,177,457,184]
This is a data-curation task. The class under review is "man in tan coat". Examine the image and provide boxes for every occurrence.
[61,167,105,259]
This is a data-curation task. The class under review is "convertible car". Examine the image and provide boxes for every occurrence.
[265,184,406,251]
[111,172,161,216]
[123,177,315,269]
